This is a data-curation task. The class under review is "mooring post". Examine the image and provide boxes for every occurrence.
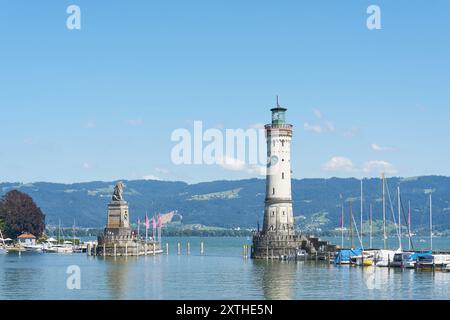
[166,243,169,255]
[153,243,156,256]
[266,245,269,260]
[187,241,191,255]
[200,241,204,255]
[125,243,128,257]
[93,244,97,256]
[145,243,148,256]
[243,244,246,258]
[114,243,117,257]
[103,243,106,257]
[87,243,91,256]
[178,242,181,255]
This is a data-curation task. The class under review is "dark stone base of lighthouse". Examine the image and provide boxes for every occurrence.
[251,232,337,259]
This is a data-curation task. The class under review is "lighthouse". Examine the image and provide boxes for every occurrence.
[252,98,316,259]
[263,98,295,235]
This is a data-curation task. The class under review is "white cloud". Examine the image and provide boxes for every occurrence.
[84,121,96,129]
[304,109,335,134]
[371,143,395,152]
[313,108,323,119]
[82,162,92,170]
[362,160,398,175]
[323,157,355,172]
[218,156,265,175]
[343,127,360,138]
[323,157,398,176]
[325,121,335,132]
[155,168,169,174]
[142,175,161,180]
[304,122,324,133]
[128,119,144,126]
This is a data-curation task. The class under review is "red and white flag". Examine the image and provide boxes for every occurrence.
[145,214,150,230]
[157,214,163,228]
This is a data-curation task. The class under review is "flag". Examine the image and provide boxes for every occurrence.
[157,214,163,228]
[145,214,150,230]
[152,216,157,229]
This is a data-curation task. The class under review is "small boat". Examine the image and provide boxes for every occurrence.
[392,252,414,268]
[334,249,362,265]
[354,253,375,267]
[25,244,44,252]
[431,254,450,268]
[444,264,450,272]
[297,249,307,258]
[374,250,396,267]
[416,254,434,270]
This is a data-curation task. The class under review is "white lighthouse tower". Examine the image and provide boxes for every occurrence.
[252,98,322,259]
[263,98,295,235]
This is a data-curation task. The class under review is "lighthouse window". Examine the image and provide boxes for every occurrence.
[272,188,275,195]
[282,140,285,147]
[272,211,275,216]
[282,172,284,179]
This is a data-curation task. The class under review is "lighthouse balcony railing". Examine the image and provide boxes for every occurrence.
[265,124,293,130]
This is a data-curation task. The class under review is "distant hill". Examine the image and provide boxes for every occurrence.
[1,176,449,232]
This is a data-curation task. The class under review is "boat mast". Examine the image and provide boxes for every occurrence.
[350,200,354,249]
[382,174,387,250]
[398,186,402,252]
[430,193,433,252]
[58,219,61,244]
[360,179,364,247]
[341,201,344,249]
[370,204,373,249]
[408,201,412,251]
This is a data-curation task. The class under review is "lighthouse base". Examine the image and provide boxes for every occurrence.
[251,233,314,259]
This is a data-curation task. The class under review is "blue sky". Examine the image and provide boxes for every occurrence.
[0,0,449,184]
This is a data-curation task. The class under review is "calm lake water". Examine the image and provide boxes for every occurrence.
[1,236,450,300]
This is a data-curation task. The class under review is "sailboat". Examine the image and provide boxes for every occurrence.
[44,221,73,254]
[374,175,396,267]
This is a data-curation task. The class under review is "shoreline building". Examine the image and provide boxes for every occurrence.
[252,99,335,259]
[97,182,161,256]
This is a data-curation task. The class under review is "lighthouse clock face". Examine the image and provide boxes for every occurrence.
[270,155,279,166]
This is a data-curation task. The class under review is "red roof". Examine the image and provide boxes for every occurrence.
[18,233,36,239]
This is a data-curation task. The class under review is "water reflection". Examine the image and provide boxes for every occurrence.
[253,260,298,300]
[104,257,136,300]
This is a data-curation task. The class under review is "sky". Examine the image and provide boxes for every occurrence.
[0,0,449,184]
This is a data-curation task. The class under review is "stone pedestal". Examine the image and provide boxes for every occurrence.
[97,196,161,257]
[252,233,314,259]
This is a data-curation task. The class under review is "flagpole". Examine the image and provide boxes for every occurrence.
[370,204,373,249]
[137,217,140,239]
[145,212,148,243]
[360,179,363,247]
[341,202,344,249]
[408,201,412,251]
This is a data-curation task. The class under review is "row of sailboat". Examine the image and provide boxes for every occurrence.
[0,221,87,254]
[335,175,450,271]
